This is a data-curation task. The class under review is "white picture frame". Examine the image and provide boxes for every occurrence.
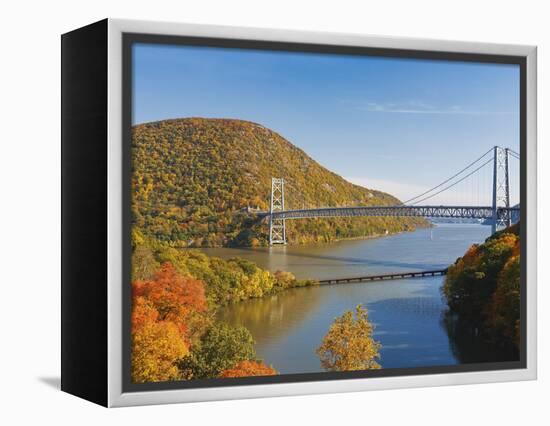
[61,18,537,407]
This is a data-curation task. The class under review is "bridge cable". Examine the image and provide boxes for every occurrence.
[401,147,494,205]
[508,151,520,161]
[508,148,520,158]
[408,157,493,205]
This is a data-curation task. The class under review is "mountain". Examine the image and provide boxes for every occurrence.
[131,118,428,247]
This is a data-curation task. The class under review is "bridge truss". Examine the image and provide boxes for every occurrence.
[269,205,520,222]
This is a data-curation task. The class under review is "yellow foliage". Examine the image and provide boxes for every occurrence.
[131,320,189,383]
[317,304,381,371]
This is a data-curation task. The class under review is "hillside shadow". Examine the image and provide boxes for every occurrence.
[236,246,446,271]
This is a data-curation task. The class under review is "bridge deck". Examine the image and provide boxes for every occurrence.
[267,205,520,221]
[318,269,448,285]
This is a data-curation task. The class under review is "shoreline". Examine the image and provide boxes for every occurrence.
[191,222,489,284]
[181,222,434,251]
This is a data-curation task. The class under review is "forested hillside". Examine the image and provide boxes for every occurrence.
[443,223,520,353]
[132,118,427,247]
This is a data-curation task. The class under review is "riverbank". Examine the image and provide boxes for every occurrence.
[198,223,487,281]
[217,224,493,373]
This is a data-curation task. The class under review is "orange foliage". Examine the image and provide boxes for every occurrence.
[461,244,479,263]
[131,262,209,383]
[133,262,207,338]
[511,237,520,257]
[133,262,207,316]
[131,296,159,331]
[219,360,277,378]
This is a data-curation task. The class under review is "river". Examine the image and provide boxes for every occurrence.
[200,223,492,374]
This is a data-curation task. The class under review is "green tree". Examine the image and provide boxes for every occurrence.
[317,304,381,371]
[178,322,257,379]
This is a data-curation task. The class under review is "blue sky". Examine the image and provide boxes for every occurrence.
[133,43,520,205]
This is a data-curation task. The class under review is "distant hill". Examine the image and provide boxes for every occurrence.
[132,118,428,247]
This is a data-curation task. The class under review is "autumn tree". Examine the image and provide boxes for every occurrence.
[132,321,189,383]
[443,223,520,350]
[132,296,159,330]
[274,270,296,289]
[131,262,210,383]
[133,262,207,316]
[219,360,277,378]
[131,297,189,383]
[133,262,209,344]
[317,304,381,371]
[489,255,520,346]
[444,231,518,319]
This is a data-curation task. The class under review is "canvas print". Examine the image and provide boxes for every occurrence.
[129,42,521,384]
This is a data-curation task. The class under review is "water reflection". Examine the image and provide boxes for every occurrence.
[442,312,519,364]
[209,224,494,373]
[218,286,325,348]
[219,276,454,373]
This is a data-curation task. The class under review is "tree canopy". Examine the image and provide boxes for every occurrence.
[443,223,520,349]
[219,360,277,378]
[178,322,257,380]
[317,304,381,371]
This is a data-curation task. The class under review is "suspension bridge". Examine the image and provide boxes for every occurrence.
[264,146,520,245]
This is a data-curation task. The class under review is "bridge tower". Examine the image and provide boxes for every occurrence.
[269,178,286,245]
[492,146,511,233]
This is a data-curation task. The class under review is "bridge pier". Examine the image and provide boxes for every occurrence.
[492,146,511,234]
[269,178,286,245]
